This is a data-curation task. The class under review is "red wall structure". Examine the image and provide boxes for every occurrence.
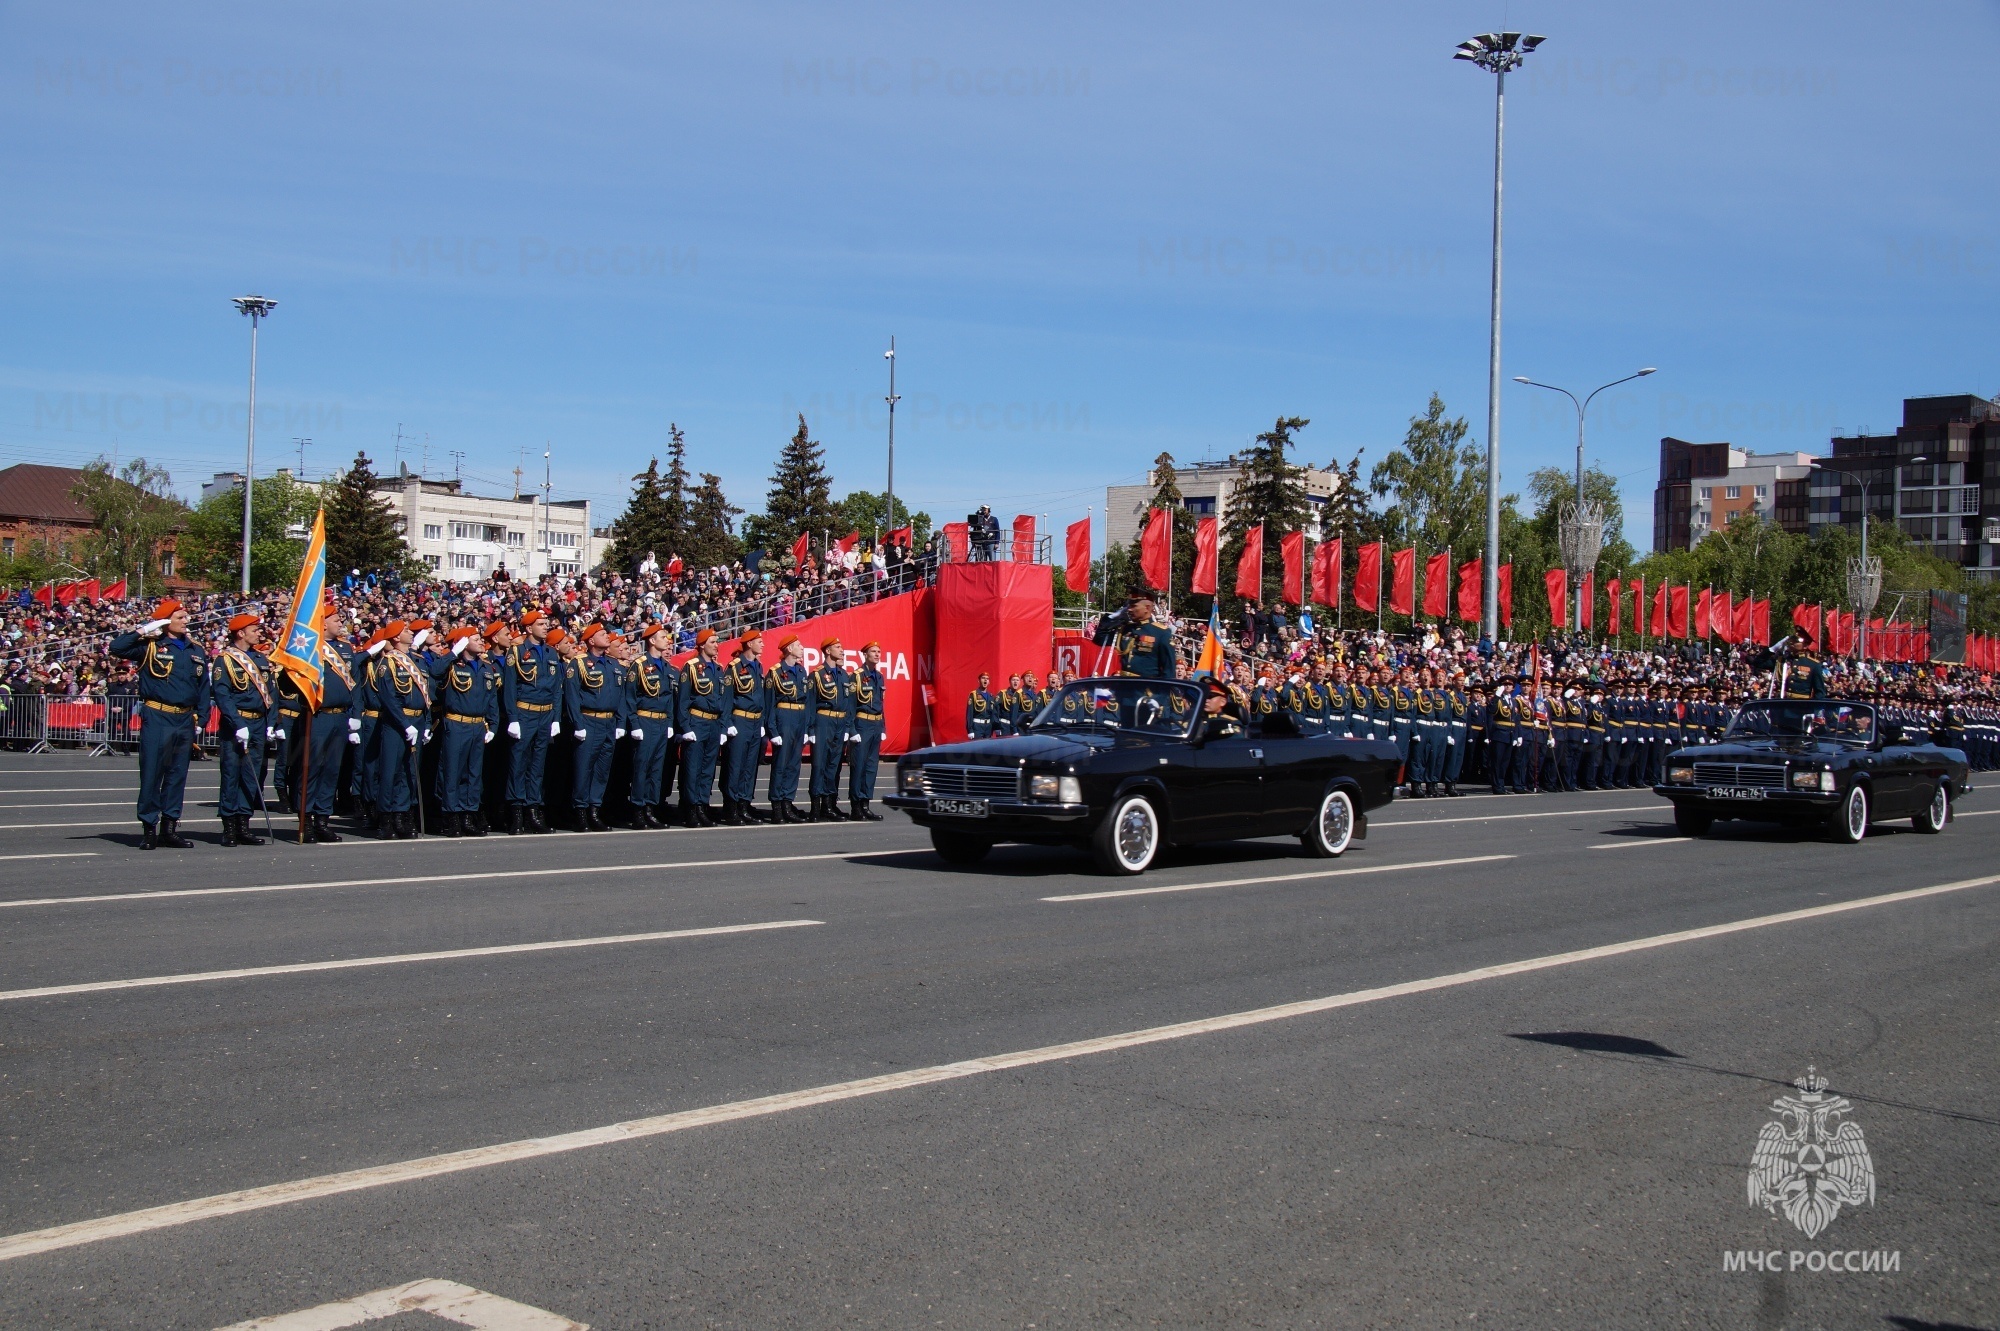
[931,561,1054,744]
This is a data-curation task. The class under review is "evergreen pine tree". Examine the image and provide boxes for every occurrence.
[1220,417,1312,614]
[659,423,691,551]
[606,458,673,573]
[742,415,840,558]
[683,472,743,570]
[324,451,416,578]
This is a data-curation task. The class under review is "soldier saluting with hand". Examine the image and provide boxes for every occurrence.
[110,598,211,850]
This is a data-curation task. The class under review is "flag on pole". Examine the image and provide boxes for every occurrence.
[1423,551,1449,618]
[1191,517,1219,595]
[1354,543,1381,613]
[1497,563,1513,630]
[1388,547,1415,616]
[1064,517,1091,594]
[790,531,810,568]
[1140,508,1172,590]
[1457,558,1481,623]
[1279,531,1305,606]
[1235,523,1265,602]
[1195,600,1226,676]
[269,507,329,711]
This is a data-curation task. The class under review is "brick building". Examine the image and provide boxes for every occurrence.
[1651,441,1817,552]
[0,463,192,588]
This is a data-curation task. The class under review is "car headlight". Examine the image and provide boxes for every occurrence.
[1058,776,1083,804]
[1029,773,1060,799]
[1791,768,1818,790]
[1820,769,1837,793]
[1668,765,1694,784]
[899,766,924,794]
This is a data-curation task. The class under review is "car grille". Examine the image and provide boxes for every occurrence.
[1692,761,1787,790]
[920,765,1021,799]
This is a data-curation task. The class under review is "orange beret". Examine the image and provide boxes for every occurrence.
[383,619,408,639]
[520,610,546,626]
[545,627,568,647]
[777,634,799,650]
[409,618,433,632]
[862,640,881,651]
[482,620,507,638]
[579,622,606,641]
[695,628,715,645]
[362,627,389,650]
[446,626,478,643]
[226,613,260,634]
[152,598,183,619]
[821,635,841,651]
[740,628,763,643]
[640,621,668,641]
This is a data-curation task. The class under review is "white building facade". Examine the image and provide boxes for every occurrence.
[1106,459,1341,548]
[372,474,599,582]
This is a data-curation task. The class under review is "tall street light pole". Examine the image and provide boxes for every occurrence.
[1513,367,1656,627]
[1455,31,1544,644]
[232,295,278,594]
[884,337,899,536]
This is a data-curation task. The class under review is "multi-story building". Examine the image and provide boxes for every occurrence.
[0,462,196,589]
[1106,459,1341,548]
[1808,394,2000,581]
[371,470,599,581]
[1651,441,1817,552]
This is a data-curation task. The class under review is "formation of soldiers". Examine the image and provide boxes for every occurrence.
[113,597,892,847]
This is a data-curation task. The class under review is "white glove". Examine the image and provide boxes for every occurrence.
[405,725,419,743]
[1447,737,1455,745]
[726,725,738,737]
[483,730,494,744]
[234,726,250,744]
[1512,737,1522,748]
[348,717,361,733]
[412,629,431,650]
[769,735,782,746]
[575,729,587,741]
[682,730,696,741]
[267,724,279,738]
[348,731,360,745]
[366,640,387,657]
[614,727,626,739]
[451,637,471,657]
[631,727,643,740]
[550,721,561,736]
[507,721,521,739]
[140,618,169,636]
[422,729,432,743]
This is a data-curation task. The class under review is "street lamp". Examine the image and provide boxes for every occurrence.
[1813,454,1924,661]
[1455,31,1545,644]
[231,295,278,594]
[1513,368,1656,628]
[884,337,899,538]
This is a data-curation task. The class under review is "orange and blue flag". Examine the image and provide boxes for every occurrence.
[269,507,328,710]
[1195,601,1225,677]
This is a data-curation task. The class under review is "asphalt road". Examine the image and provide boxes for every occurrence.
[0,753,1993,1330]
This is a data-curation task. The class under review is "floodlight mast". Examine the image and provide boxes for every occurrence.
[1455,32,1544,644]
[231,296,278,595]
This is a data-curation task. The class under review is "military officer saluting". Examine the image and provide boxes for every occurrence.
[625,621,679,829]
[1115,598,1176,679]
[111,598,211,849]
[764,633,812,822]
[848,640,888,821]
[966,671,999,740]
[211,611,273,847]
[1784,645,1828,700]
[676,628,728,826]
[806,635,856,821]
[501,610,562,835]
[720,630,770,825]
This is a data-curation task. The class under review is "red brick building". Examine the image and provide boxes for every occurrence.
[0,463,195,590]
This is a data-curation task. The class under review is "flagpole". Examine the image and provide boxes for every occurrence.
[1376,548,1383,635]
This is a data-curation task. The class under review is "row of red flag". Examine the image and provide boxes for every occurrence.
[30,578,127,607]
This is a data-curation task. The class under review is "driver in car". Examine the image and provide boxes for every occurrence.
[1201,675,1245,737]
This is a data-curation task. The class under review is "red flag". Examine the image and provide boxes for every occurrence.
[1139,508,1171,590]
[884,525,913,548]
[1732,595,1753,645]
[1311,538,1341,607]
[1236,524,1265,602]
[1354,543,1381,613]
[1191,517,1218,595]
[1792,603,1822,651]
[1752,599,1770,647]
[1457,559,1481,623]
[32,584,51,607]
[791,532,810,568]
[1497,563,1513,630]
[1650,584,1667,638]
[1011,514,1037,563]
[1423,552,1449,618]
[1695,587,1711,637]
[54,580,80,606]
[1545,568,1568,629]
[1669,585,1688,639]
[837,530,861,556]
[1630,576,1644,638]
[101,578,127,601]
[1580,571,1594,630]
[1606,578,1621,634]
[1388,547,1415,616]
[942,522,969,562]
[1064,517,1091,594]
[1280,531,1305,606]
[1712,590,1733,643]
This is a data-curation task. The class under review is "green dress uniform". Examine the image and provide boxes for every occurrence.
[1115,621,1176,679]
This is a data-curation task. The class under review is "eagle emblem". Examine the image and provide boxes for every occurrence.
[1748,1066,1875,1239]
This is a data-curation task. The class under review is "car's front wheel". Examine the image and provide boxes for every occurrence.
[1829,783,1870,844]
[1674,803,1714,837]
[931,829,992,865]
[1092,793,1161,875]
[1912,781,1949,834]
[1301,786,1356,858]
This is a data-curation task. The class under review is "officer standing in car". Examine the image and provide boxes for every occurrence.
[1115,598,1176,679]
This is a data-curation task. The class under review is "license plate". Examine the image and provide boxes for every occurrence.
[928,796,989,819]
[1708,786,1765,801]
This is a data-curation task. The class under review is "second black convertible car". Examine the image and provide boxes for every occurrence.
[1655,698,1971,843]
[887,677,1402,874]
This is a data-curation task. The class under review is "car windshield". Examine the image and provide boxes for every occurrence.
[1724,700,1875,744]
[1028,679,1200,738]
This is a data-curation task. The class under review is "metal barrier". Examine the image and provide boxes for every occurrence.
[0,694,217,757]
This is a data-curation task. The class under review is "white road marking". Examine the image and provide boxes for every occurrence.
[0,852,97,862]
[0,850,931,910]
[1955,808,2000,817]
[0,919,822,1004]
[4,870,1994,1264]
[214,1278,586,1330]
[1042,854,1514,902]
[0,800,156,809]
[1371,804,1657,828]
[1588,838,1690,850]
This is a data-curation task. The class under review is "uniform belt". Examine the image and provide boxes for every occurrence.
[636,708,671,719]
[515,700,554,712]
[237,709,266,718]
[400,706,426,717]
[857,712,883,722]
[777,702,805,710]
[689,707,722,719]
[317,705,347,715]
[363,709,381,718]
[143,700,191,714]
[732,708,763,718]
[446,712,488,725]
[278,707,303,717]
[582,708,616,719]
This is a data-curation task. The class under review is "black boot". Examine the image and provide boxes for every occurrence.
[507,805,526,835]
[404,810,422,839]
[642,805,665,829]
[468,810,487,837]
[377,809,399,840]
[689,801,713,828]
[586,806,610,832]
[158,816,193,849]
[220,815,239,847]
[313,813,342,843]
[528,805,551,834]
[140,820,158,850]
[852,799,883,822]
[723,799,747,826]
[824,796,850,821]
[773,799,794,824]
[439,811,462,838]
[238,813,266,846]
[746,800,772,823]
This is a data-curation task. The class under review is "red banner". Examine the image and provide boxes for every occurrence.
[1064,518,1091,594]
[1752,598,1770,647]
[1457,558,1481,623]
[943,522,969,563]
[1236,524,1264,602]
[1423,551,1449,618]
[1498,563,1513,630]
[1650,584,1667,638]
[1606,578,1621,635]
[1712,590,1734,643]
[1388,547,1415,616]
[931,563,1050,747]
[1011,515,1037,563]
[1191,517,1218,595]
[1580,571,1594,630]
[1695,587,1711,637]
[1630,576,1644,638]
[1279,531,1304,606]
[1140,508,1171,591]
[102,578,128,602]
[791,531,811,569]
[1545,567,1567,629]
[1732,595,1753,645]
[1053,632,1119,679]
[1354,543,1381,612]
[1792,603,1822,651]
[1311,538,1340,607]
[1669,584,1688,639]
[837,530,861,556]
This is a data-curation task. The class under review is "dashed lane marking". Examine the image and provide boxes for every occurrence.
[213,1277,586,1329]
[0,852,97,862]
[1588,838,1689,850]
[5,872,1995,1263]
[0,850,931,910]
[1042,854,1513,902]
[1370,804,1656,827]
[0,918,822,1004]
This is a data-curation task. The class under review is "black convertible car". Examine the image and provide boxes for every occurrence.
[888,677,1402,873]
[1654,698,1971,843]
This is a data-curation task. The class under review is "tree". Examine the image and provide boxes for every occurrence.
[683,472,743,569]
[606,456,677,573]
[659,423,691,550]
[69,457,187,583]
[324,451,420,580]
[742,415,840,556]
[1122,452,1199,611]
[834,491,933,545]
[1369,395,1486,559]
[1221,417,1313,615]
[178,471,324,590]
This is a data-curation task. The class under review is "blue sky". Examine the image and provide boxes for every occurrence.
[3,1,1995,550]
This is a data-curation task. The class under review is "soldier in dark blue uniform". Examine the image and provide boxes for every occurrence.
[1114,598,1176,679]
[1441,675,1469,796]
[720,630,770,825]
[298,599,359,844]
[966,672,998,740]
[212,611,274,847]
[1488,682,1520,794]
[366,620,432,839]
[1580,688,1608,790]
[349,625,390,830]
[564,622,626,832]
[848,640,888,821]
[764,633,811,822]
[806,635,855,821]
[1325,664,1353,738]
[626,621,678,829]
[501,610,562,835]
[110,598,211,849]
[676,628,727,826]
[431,626,500,836]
